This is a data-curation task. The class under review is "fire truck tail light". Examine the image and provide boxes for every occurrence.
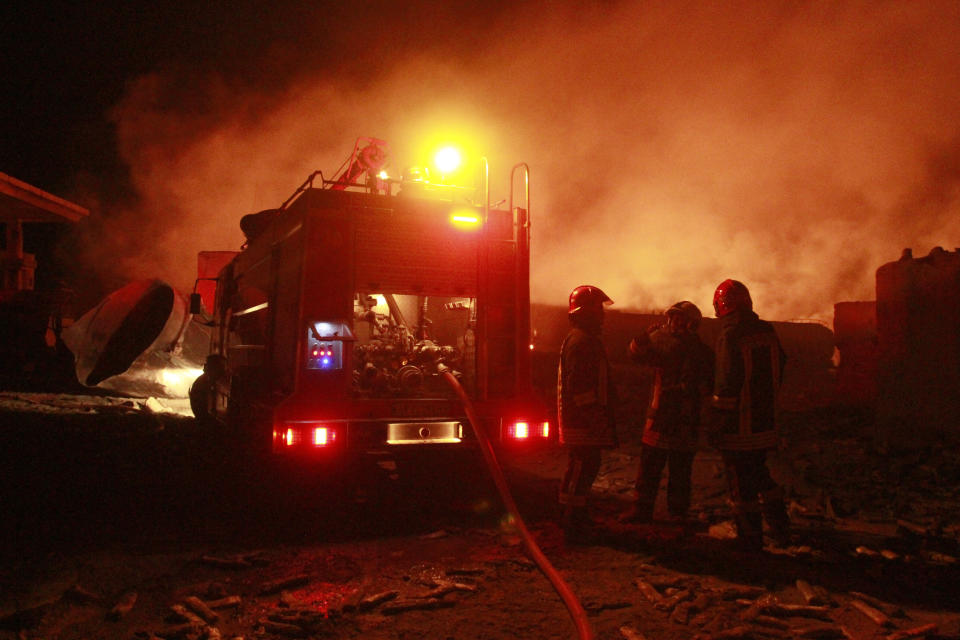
[276,425,338,448]
[507,420,550,440]
[508,421,530,439]
[313,427,336,446]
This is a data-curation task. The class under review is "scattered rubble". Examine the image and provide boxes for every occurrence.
[205,595,242,609]
[849,598,894,627]
[258,574,311,596]
[619,625,649,640]
[3,404,959,639]
[182,596,219,624]
[357,590,398,611]
[106,591,137,621]
[884,623,939,640]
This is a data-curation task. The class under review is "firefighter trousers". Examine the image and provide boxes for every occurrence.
[721,449,790,548]
[633,444,694,520]
[559,446,602,527]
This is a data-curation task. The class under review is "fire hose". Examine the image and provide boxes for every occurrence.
[441,372,594,640]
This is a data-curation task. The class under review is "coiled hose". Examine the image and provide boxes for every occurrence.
[441,372,594,640]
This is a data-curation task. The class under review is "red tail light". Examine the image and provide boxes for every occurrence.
[512,422,530,439]
[507,420,550,440]
[313,427,336,446]
[276,424,338,448]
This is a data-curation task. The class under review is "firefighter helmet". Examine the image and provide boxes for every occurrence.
[568,285,613,316]
[713,279,752,318]
[666,300,702,331]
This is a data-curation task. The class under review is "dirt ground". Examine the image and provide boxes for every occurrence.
[1,393,959,640]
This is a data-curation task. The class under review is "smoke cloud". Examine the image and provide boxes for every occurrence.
[87,0,960,321]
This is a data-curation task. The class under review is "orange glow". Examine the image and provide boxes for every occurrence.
[285,428,296,446]
[540,421,550,438]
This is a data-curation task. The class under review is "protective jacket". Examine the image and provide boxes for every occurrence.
[558,327,617,448]
[709,309,786,450]
[630,325,714,451]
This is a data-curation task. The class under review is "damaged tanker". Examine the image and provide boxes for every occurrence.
[189,139,551,465]
[61,278,209,399]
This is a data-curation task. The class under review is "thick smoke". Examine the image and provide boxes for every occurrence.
[93,0,960,321]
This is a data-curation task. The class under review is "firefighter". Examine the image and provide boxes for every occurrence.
[189,354,226,426]
[708,279,790,551]
[558,285,618,540]
[620,301,714,525]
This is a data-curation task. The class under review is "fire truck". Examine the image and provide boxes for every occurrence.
[190,139,551,468]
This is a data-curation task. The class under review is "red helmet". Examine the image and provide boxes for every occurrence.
[568,285,613,315]
[713,279,752,317]
[666,300,702,330]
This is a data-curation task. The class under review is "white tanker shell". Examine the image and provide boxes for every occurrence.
[62,279,192,388]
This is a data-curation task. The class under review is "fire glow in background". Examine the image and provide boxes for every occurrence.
[73,1,960,322]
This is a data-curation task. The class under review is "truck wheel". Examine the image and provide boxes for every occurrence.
[189,373,214,423]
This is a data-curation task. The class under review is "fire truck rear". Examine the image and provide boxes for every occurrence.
[190,140,550,468]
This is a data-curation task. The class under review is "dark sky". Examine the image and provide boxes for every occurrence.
[5,2,258,194]
[3,0,505,196]
[4,1,960,320]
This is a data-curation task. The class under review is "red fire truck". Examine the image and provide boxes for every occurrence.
[190,140,551,467]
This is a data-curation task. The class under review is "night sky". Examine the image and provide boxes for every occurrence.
[3,0,501,197]
[4,1,960,320]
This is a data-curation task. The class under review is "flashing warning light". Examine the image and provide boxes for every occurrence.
[434,146,462,173]
[540,421,550,438]
[450,209,481,230]
[284,428,298,446]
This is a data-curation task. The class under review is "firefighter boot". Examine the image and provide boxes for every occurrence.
[760,489,792,547]
[666,493,692,526]
[731,501,764,553]
[618,500,654,524]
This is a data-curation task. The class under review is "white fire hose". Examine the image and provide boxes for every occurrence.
[441,372,594,640]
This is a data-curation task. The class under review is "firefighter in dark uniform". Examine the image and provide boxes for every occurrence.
[558,285,617,539]
[620,301,714,524]
[708,279,790,551]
